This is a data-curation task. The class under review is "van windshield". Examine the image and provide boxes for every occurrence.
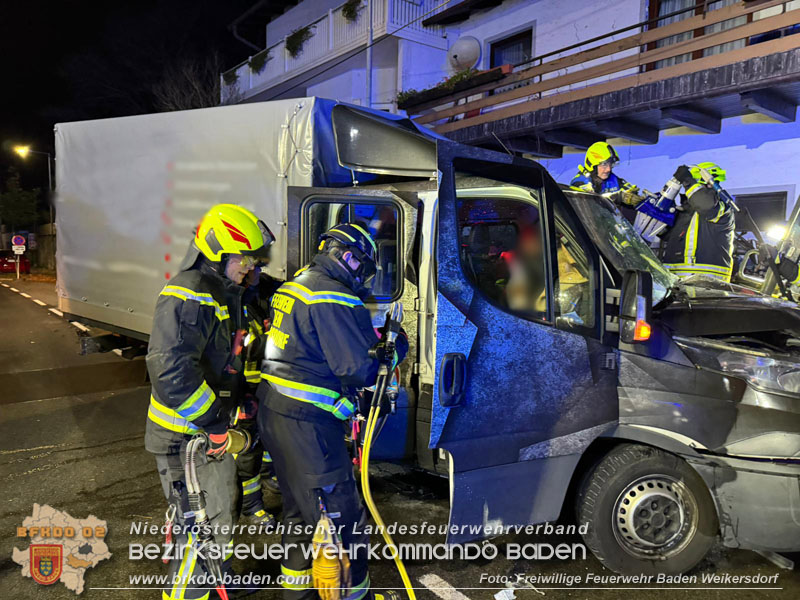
[562,188,676,304]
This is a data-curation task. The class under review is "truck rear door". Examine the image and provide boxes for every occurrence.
[427,149,619,542]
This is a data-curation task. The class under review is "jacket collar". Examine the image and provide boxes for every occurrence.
[310,253,359,292]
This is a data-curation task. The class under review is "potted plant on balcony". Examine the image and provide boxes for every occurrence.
[397,64,513,111]
[342,0,363,22]
[286,25,315,59]
[248,49,271,75]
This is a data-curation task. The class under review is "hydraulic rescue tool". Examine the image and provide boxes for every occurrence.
[185,432,250,600]
[633,177,681,242]
[360,301,416,600]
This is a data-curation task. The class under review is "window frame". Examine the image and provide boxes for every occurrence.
[300,194,406,303]
[543,177,601,336]
[455,186,552,325]
[489,28,534,69]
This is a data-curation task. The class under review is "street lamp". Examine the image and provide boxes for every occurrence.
[12,144,53,225]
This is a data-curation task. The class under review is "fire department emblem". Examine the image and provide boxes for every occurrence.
[30,544,62,585]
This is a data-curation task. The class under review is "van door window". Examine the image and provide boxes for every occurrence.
[554,204,595,328]
[304,199,401,301]
[456,190,547,321]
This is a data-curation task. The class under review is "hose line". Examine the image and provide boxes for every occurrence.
[360,402,416,600]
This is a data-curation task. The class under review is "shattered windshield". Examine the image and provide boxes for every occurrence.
[563,188,676,303]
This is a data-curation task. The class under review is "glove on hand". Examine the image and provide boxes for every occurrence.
[673,165,694,188]
[206,433,229,459]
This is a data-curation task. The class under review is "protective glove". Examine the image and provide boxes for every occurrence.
[206,428,252,459]
[673,165,694,189]
[207,433,229,459]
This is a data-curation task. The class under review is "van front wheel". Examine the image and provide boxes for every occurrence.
[576,444,718,575]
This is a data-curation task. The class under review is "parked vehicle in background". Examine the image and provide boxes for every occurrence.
[0,250,31,274]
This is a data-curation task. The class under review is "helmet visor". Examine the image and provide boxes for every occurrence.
[242,220,276,262]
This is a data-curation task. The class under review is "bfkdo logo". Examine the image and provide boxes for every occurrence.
[13,504,112,595]
[31,544,63,585]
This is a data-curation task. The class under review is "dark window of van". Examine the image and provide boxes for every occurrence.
[456,190,547,321]
[304,199,401,301]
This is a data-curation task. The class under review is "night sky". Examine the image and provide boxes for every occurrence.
[0,0,258,193]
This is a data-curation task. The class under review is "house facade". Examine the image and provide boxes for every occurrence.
[222,0,800,229]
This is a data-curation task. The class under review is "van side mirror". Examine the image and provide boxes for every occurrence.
[620,270,653,344]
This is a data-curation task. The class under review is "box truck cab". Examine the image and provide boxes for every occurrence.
[56,100,800,575]
[286,105,800,575]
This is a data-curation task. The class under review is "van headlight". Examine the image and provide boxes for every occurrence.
[675,337,800,395]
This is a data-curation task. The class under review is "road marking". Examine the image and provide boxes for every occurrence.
[49,308,64,317]
[33,299,47,306]
[1,283,8,287]
[20,292,31,298]
[70,321,90,332]
[419,574,472,600]
[10,287,19,292]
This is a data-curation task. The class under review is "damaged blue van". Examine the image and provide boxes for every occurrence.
[286,104,800,574]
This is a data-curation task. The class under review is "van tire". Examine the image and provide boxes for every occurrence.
[576,443,718,575]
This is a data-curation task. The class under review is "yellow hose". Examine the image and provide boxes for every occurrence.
[360,405,416,600]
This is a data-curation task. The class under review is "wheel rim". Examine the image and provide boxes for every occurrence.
[612,474,698,560]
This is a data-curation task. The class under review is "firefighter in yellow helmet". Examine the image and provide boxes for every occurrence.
[145,203,275,600]
[570,142,642,208]
[661,162,735,281]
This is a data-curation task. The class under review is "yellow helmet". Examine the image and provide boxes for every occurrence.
[690,162,726,183]
[194,204,274,262]
[584,142,620,171]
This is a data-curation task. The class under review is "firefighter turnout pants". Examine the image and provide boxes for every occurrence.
[258,387,372,600]
[154,445,236,600]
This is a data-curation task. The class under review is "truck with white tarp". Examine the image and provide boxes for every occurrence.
[55,98,800,574]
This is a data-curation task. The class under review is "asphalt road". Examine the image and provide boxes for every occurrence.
[1,281,799,600]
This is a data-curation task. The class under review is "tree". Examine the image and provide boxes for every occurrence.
[0,170,40,232]
[152,51,241,112]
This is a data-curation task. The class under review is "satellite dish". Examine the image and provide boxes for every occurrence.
[447,36,481,72]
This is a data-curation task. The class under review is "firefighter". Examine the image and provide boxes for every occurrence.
[145,203,274,600]
[571,141,642,208]
[661,162,735,282]
[234,267,280,526]
[257,223,408,600]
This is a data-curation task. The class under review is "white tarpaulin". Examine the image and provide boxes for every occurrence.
[55,98,326,335]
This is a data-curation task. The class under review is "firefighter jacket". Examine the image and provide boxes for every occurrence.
[260,253,408,423]
[571,166,641,208]
[144,257,245,453]
[661,185,735,282]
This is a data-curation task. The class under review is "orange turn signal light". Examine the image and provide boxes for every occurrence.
[633,319,652,341]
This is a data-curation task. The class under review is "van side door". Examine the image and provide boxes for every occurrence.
[427,151,619,542]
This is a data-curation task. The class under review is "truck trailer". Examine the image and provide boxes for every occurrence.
[55,97,800,574]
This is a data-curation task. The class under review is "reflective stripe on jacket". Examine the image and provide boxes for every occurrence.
[661,187,735,282]
[260,254,408,422]
[145,259,244,452]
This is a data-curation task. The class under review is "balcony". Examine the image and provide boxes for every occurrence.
[221,0,445,103]
[401,0,800,157]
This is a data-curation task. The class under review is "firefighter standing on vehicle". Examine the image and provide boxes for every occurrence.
[570,142,642,207]
[145,203,274,600]
[257,223,408,600]
[661,163,735,281]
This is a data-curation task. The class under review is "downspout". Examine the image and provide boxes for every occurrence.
[366,0,373,108]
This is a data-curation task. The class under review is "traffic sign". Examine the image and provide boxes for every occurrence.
[13,246,25,255]
[11,235,25,246]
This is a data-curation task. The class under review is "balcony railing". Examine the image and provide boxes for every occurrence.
[221,0,444,102]
[404,0,800,134]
